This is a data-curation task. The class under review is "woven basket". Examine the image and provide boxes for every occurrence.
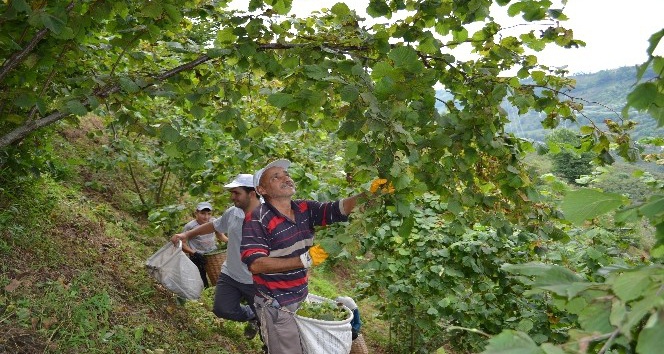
[203,249,226,286]
[350,333,369,354]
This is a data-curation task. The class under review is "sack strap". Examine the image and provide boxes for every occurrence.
[257,290,298,314]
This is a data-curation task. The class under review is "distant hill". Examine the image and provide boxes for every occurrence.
[437,66,662,142]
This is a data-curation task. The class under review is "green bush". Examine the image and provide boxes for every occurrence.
[356,193,565,353]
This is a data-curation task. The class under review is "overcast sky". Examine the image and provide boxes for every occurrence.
[228,0,663,75]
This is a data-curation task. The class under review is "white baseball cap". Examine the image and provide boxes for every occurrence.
[253,159,291,196]
[224,174,254,188]
[196,201,213,211]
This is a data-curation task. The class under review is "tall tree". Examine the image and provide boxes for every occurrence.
[2,1,655,350]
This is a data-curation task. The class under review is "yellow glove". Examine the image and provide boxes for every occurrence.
[370,178,395,194]
[309,244,329,266]
[300,245,330,268]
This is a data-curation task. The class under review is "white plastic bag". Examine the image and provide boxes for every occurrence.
[295,293,353,354]
[145,241,203,300]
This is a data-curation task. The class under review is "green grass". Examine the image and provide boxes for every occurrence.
[0,172,389,353]
[0,120,391,353]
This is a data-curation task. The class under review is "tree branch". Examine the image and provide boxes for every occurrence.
[0,2,75,83]
[0,53,214,149]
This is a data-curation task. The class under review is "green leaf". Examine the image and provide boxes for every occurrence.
[566,297,587,314]
[207,48,232,58]
[613,269,654,302]
[531,70,545,82]
[11,0,31,13]
[517,319,534,332]
[624,295,664,332]
[159,124,180,142]
[627,83,658,110]
[331,3,351,16]
[452,28,468,43]
[267,92,295,108]
[388,46,422,73]
[610,298,627,327]
[652,245,664,258]
[638,196,664,219]
[303,65,328,80]
[398,217,414,238]
[190,105,205,119]
[345,141,358,158]
[282,120,298,132]
[163,4,182,23]
[66,100,87,116]
[645,29,664,58]
[120,80,140,96]
[578,301,612,333]
[216,27,238,44]
[367,0,391,17]
[184,152,207,169]
[507,2,524,16]
[540,343,565,354]
[481,330,544,354]
[140,2,163,18]
[163,143,181,158]
[561,189,626,225]
[636,312,664,354]
[32,10,66,34]
[340,85,359,102]
[14,93,36,108]
[268,0,291,15]
[502,263,590,298]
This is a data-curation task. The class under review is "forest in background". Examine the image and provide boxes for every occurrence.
[505,66,662,141]
[434,66,663,142]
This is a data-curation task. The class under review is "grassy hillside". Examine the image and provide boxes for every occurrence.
[0,123,387,353]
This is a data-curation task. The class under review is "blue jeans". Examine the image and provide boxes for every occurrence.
[212,272,256,322]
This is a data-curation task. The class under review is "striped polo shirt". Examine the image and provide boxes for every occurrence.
[240,199,348,306]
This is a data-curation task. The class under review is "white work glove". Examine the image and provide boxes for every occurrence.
[299,250,313,269]
[299,245,329,269]
[335,296,358,311]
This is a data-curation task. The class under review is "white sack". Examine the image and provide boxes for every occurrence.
[145,241,203,300]
[295,293,353,354]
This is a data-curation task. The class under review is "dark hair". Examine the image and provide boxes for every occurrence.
[239,186,259,199]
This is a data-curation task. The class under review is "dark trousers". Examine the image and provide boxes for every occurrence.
[189,253,209,288]
[213,272,256,321]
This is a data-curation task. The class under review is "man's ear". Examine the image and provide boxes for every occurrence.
[256,185,266,196]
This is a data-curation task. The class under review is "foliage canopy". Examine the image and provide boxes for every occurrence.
[2,0,663,352]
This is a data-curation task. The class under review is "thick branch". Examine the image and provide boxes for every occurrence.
[1,40,375,149]
[0,29,50,83]
[0,2,75,83]
[0,54,213,149]
[0,111,68,148]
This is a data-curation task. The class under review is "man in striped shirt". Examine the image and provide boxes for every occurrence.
[241,159,363,354]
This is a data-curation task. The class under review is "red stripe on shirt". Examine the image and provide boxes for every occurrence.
[267,215,286,233]
[253,274,308,289]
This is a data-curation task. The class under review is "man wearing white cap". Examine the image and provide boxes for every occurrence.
[172,174,264,343]
[180,201,227,288]
[241,159,364,354]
